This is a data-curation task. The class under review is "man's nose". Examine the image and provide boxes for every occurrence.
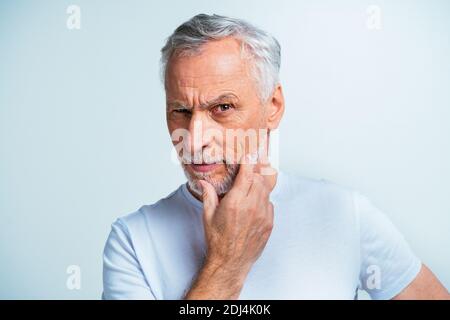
[187,111,214,155]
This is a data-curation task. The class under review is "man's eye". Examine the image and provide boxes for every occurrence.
[212,104,234,114]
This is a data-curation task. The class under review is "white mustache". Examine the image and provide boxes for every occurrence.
[179,152,224,164]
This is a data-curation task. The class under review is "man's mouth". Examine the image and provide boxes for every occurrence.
[189,163,220,173]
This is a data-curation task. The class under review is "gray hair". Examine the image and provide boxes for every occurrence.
[160,14,281,102]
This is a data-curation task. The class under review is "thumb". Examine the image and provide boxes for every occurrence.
[198,180,219,222]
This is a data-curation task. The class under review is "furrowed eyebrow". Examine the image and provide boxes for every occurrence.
[167,93,239,111]
[199,94,239,109]
[166,101,190,110]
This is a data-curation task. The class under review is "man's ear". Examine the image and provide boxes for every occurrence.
[265,84,285,130]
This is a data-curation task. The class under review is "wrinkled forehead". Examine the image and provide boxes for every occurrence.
[164,38,254,94]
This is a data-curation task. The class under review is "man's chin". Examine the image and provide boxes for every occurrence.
[187,176,226,196]
[182,163,239,197]
[186,178,204,198]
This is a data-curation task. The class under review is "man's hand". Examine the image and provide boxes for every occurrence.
[184,157,277,300]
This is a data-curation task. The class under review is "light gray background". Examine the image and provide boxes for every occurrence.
[1,0,449,299]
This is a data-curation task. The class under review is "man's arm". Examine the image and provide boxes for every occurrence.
[185,159,276,300]
[393,264,450,300]
[184,256,249,300]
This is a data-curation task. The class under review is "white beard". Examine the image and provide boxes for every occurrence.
[182,163,239,197]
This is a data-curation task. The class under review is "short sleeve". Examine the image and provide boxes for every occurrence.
[102,219,156,300]
[355,192,422,300]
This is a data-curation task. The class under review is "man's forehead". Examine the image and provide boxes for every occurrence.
[171,73,248,88]
[165,61,252,103]
[166,38,252,85]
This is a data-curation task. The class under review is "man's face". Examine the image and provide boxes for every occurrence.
[165,37,282,196]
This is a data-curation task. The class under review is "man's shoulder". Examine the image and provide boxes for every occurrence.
[280,171,355,202]
[114,184,186,231]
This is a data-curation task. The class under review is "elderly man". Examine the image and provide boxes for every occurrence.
[102,14,448,300]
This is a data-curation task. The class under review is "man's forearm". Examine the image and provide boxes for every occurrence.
[184,258,250,300]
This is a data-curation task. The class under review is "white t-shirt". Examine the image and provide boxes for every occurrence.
[102,171,421,300]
